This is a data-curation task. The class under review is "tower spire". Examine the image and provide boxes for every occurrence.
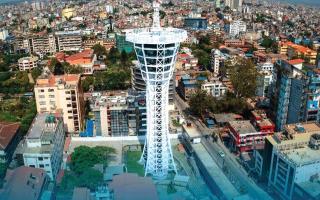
[152,0,161,28]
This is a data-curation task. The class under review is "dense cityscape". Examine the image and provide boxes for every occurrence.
[0,0,320,199]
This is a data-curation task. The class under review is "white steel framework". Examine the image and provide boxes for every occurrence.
[126,1,187,178]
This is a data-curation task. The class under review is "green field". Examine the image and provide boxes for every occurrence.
[126,151,145,176]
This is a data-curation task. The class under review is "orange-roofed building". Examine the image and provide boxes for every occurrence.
[65,49,97,75]
[279,42,317,64]
[34,74,84,133]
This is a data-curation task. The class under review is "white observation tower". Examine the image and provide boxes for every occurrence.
[126,0,187,178]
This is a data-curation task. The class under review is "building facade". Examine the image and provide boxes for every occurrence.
[268,123,320,200]
[34,74,84,133]
[19,113,65,180]
[18,56,39,71]
[271,59,320,131]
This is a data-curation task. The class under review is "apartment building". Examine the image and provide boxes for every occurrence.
[34,74,84,133]
[271,59,320,131]
[227,20,246,37]
[92,91,146,136]
[278,41,317,64]
[266,123,320,200]
[211,49,227,75]
[201,79,227,98]
[18,56,39,71]
[256,62,274,97]
[55,31,82,52]
[18,113,65,180]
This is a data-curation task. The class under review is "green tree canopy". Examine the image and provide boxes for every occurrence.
[70,145,116,174]
[225,57,259,98]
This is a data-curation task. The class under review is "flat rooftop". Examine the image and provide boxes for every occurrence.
[192,143,239,199]
[182,124,201,138]
[296,181,320,199]
[281,145,320,166]
[229,120,257,135]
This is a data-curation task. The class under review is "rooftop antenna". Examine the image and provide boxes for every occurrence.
[152,0,162,28]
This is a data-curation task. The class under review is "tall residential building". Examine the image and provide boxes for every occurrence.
[115,32,133,53]
[126,1,187,178]
[267,123,320,200]
[211,49,226,75]
[17,113,65,180]
[225,0,243,10]
[271,59,320,131]
[34,74,84,133]
[227,20,246,37]
[0,29,9,41]
[256,62,274,97]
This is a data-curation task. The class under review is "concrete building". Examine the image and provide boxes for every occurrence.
[0,29,9,41]
[229,120,273,152]
[184,18,208,30]
[256,62,274,97]
[34,74,84,133]
[18,113,65,180]
[267,123,320,200]
[225,0,243,10]
[227,20,246,37]
[0,122,21,164]
[211,49,226,75]
[18,56,39,71]
[0,166,48,200]
[278,42,317,64]
[201,79,227,98]
[55,31,82,52]
[271,59,320,131]
[29,34,56,55]
[92,91,146,136]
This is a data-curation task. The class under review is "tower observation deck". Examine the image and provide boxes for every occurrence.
[126,1,187,178]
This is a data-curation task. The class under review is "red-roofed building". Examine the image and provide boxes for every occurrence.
[0,121,21,164]
[65,49,97,74]
[250,110,275,134]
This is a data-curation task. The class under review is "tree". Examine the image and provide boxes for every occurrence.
[189,90,213,117]
[63,63,83,74]
[31,67,42,80]
[226,58,259,98]
[49,58,64,75]
[92,44,107,57]
[120,50,129,66]
[70,146,116,174]
[81,76,94,92]
[107,47,120,65]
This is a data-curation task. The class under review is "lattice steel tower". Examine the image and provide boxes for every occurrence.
[126,0,187,178]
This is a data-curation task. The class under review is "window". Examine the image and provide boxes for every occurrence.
[68,116,73,119]
[39,101,46,105]
[29,165,35,168]
[49,95,55,98]
[45,164,49,167]
[67,104,71,107]
[68,110,72,113]
[38,95,45,98]
[66,97,71,100]
[48,88,54,92]
[65,91,71,94]
[38,89,44,93]
[39,164,44,168]
[38,157,43,161]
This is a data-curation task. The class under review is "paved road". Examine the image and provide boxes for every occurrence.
[174,93,273,200]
